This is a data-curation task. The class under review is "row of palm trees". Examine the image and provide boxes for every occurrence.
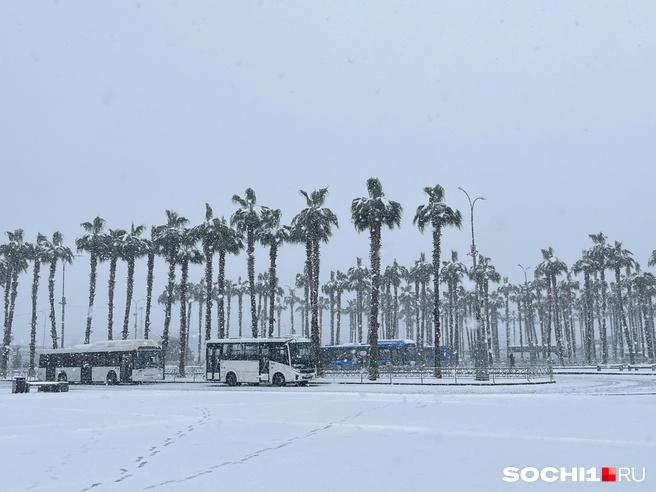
[3,179,656,380]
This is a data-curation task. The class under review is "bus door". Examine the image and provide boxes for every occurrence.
[45,361,56,381]
[259,345,270,381]
[211,346,219,380]
[120,353,133,383]
[81,356,92,384]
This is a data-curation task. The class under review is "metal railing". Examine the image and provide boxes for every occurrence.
[321,364,554,384]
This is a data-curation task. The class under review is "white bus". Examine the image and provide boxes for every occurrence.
[38,339,163,384]
[206,337,317,386]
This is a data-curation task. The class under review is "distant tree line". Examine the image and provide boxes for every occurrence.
[2,179,655,381]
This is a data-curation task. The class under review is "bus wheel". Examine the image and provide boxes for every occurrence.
[226,372,238,387]
[106,371,118,386]
[272,373,285,387]
[57,372,68,382]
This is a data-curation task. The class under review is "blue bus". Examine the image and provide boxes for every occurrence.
[321,339,419,370]
[420,346,451,366]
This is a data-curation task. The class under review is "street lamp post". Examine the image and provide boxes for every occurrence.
[459,187,488,380]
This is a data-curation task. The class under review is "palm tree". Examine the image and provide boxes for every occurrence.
[1,229,30,376]
[198,204,218,342]
[292,188,339,364]
[295,271,310,336]
[322,272,338,345]
[143,228,156,340]
[118,224,147,340]
[43,232,73,351]
[234,277,248,337]
[153,210,189,377]
[497,278,514,363]
[413,185,462,377]
[347,257,370,343]
[535,247,568,365]
[334,270,348,344]
[441,251,467,364]
[284,287,301,335]
[224,279,234,337]
[629,271,656,362]
[176,228,203,376]
[588,233,611,363]
[231,188,267,337]
[383,260,407,339]
[259,208,290,338]
[573,251,597,364]
[608,241,636,363]
[471,255,501,364]
[211,218,242,339]
[76,217,107,343]
[351,178,402,380]
[102,229,127,340]
[27,235,47,374]
[399,284,416,340]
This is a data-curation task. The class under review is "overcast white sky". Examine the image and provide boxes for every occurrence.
[1,1,655,346]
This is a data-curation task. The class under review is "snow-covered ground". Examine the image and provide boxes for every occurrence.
[1,375,655,492]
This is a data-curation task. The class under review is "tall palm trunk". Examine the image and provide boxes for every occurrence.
[583,271,594,363]
[47,260,58,349]
[289,299,296,334]
[393,283,399,339]
[198,300,203,363]
[107,256,118,340]
[357,285,363,343]
[310,239,321,364]
[452,281,459,365]
[162,259,176,378]
[551,275,565,365]
[122,258,135,340]
[144,252,154,339]
[368,224,381,380]
[414,281,420,348]
[179,259,189,377]
[599,270,609,363]
[226,288,232,337]
[84,254,98,343]
[1,269,14,376]
[336,290,342,344]
[238,290,243,337]
[614,268,635,363]
[268,243,278,338]
[247,227,257,337]
[432,227,443,378]
[29,259,41,375]
[204,243,213,341]
[218,250,226,338]
[2,269,20,373]
[3,269,11,335]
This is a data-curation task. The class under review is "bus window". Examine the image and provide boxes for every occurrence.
[243,344,258,360]
[267,344,288,364]
[136,350,162,369]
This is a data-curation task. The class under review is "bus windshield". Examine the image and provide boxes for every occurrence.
[135,350,162,369]
[288,342,314,366]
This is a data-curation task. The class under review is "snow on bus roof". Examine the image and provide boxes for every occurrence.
[41,339,161,354]
[206,337,311,344]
